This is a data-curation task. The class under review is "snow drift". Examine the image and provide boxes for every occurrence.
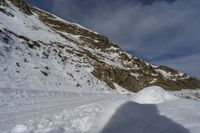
[132,86,177,104]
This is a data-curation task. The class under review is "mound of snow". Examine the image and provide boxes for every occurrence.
[132,86,177,104]
[11,124,28,133]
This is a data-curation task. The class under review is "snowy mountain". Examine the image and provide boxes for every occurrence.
[0,0,200,93]
[1,1,200,133]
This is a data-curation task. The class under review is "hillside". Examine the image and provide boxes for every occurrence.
[1,1,200,133]
[1,0,200,93]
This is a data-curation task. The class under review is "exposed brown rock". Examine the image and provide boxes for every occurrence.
[9,0,32,15]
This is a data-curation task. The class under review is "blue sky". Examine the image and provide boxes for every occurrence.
[26,0,200,78]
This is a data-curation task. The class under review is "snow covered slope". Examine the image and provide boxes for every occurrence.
[1,1,200,133]
[0,0,200,93]
[0,0,111,93]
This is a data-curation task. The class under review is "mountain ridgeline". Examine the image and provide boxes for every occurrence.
[0,0,200,92]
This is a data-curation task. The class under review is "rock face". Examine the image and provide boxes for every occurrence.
[92,64,200,92]
[9,0,32,14]
[0,0,200,92]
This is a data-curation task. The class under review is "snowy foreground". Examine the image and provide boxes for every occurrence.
[0,86,200,133]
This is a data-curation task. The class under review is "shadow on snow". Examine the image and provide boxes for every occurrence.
[101,101,190,133]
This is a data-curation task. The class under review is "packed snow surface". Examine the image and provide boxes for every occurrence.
[132,86,177,104]
[11,125,28,133]
[0,86,200,133]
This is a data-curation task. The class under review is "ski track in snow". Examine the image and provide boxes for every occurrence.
[0,87,200,133]
[0,88,121,133]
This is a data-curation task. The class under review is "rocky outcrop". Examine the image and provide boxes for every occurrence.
[92,64,200,92]
[9,0,32,14]
[92,66,142,92]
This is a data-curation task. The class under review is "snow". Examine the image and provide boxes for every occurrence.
[171,88,200,101]
[99,99,200,133]
[132,86,177,104]
[156,69,172,78]
[0,6,6,9]
[131,73,139,79]
[113,83,134,95]
[0,86,200,133]
[11,124,28,133]
[149,78,157,84]
[1,1,200,133]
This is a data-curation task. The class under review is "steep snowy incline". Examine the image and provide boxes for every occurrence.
[0,0,112,93]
